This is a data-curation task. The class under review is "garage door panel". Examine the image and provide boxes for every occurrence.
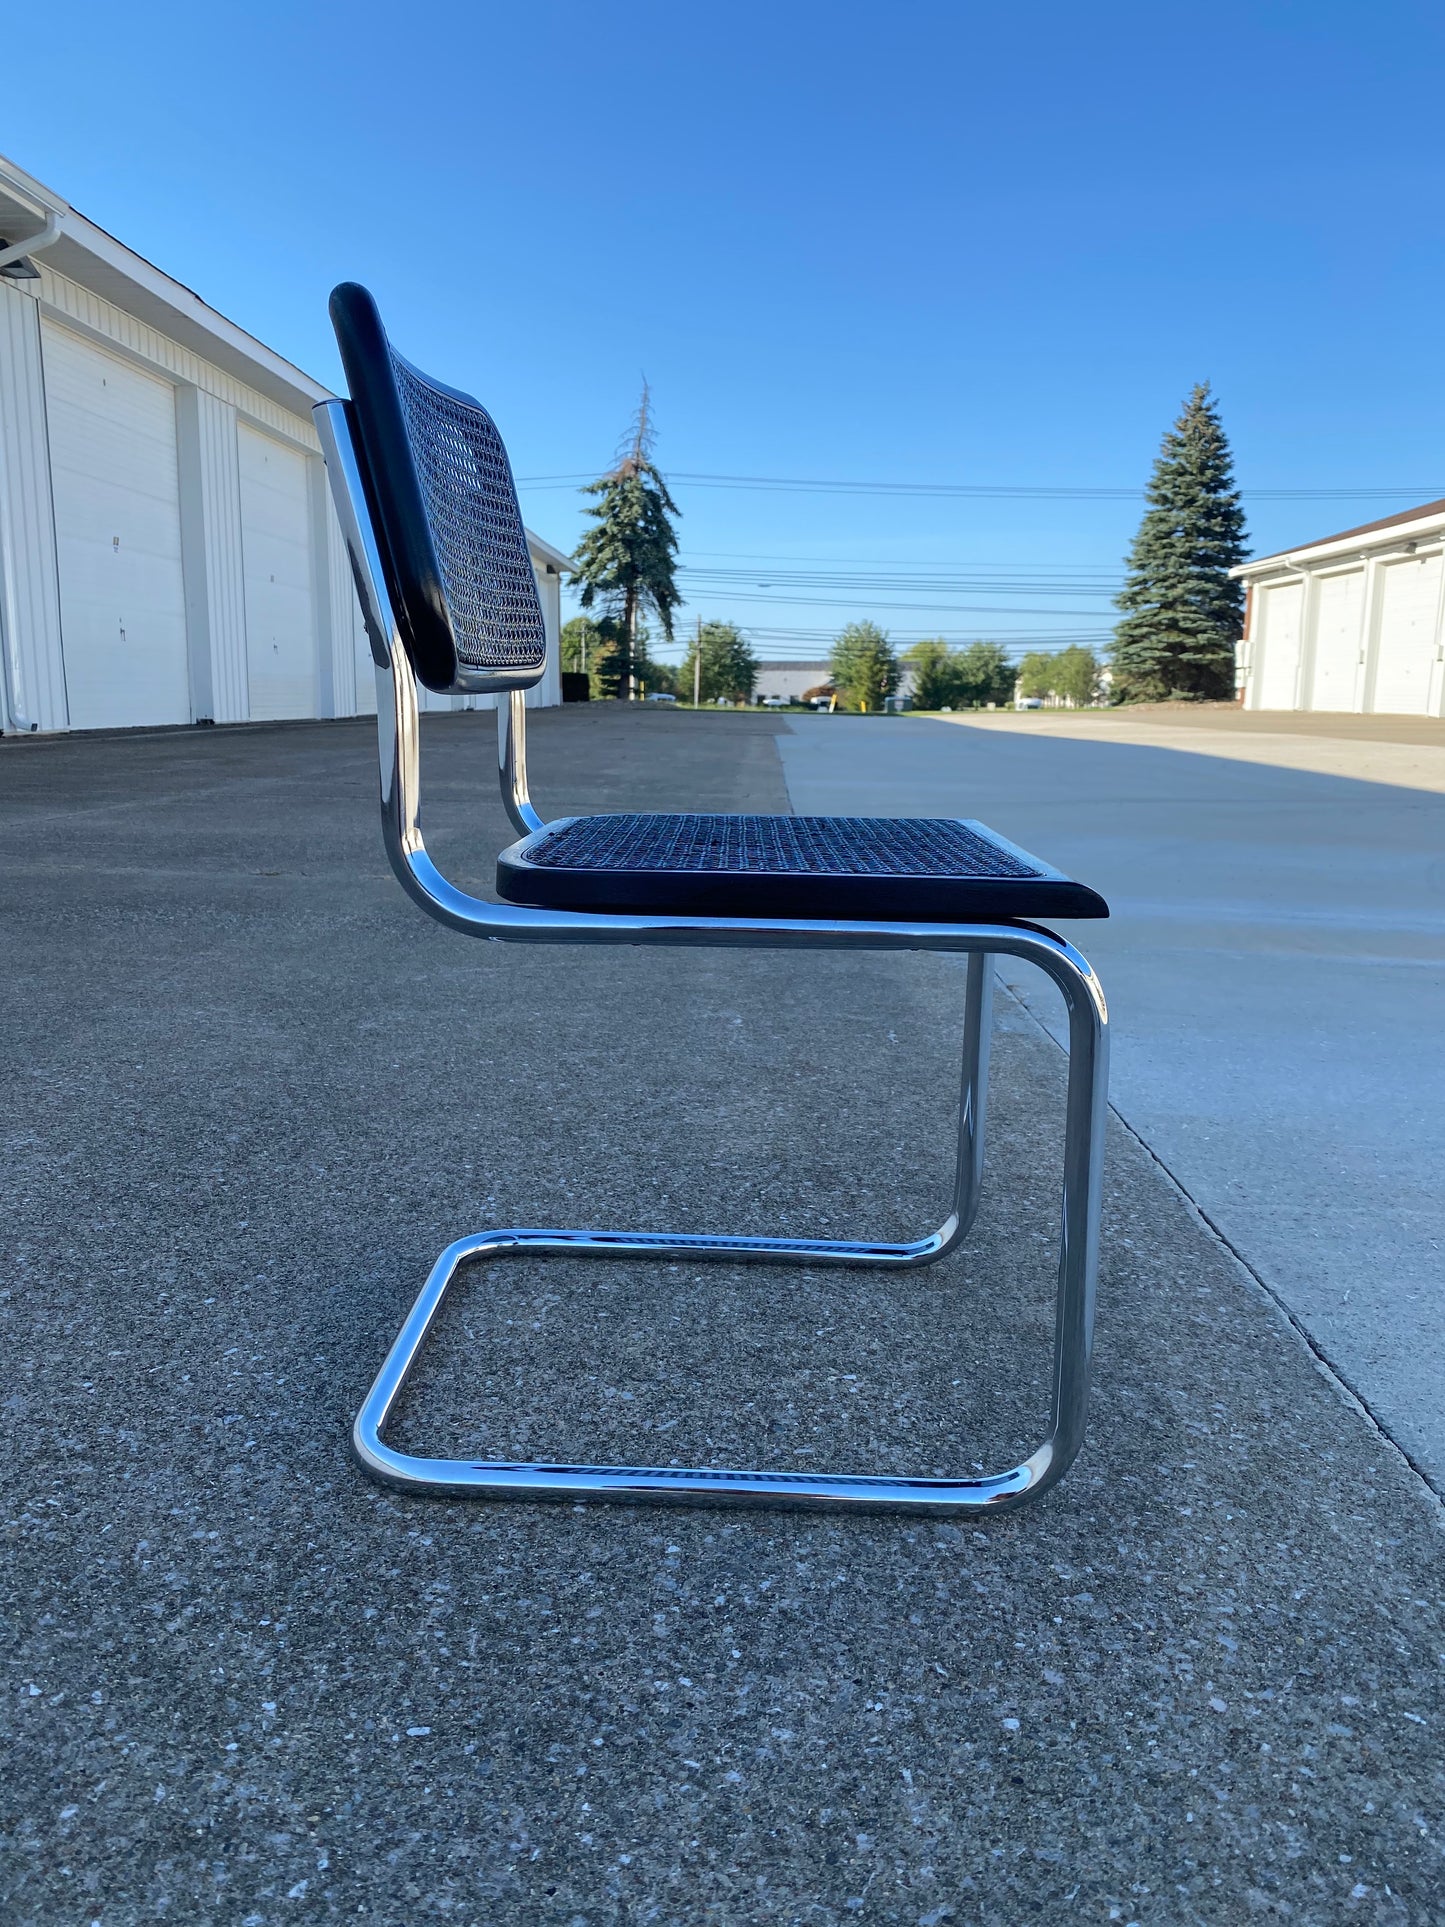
[1372,557,1441,716]
[1309,569,1364,712]
[43,322,191,731]
[1255,581,1303,709]
[239,424,316,722]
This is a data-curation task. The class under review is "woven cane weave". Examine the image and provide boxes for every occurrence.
[522,814,1044,879]
[390,353,546,673]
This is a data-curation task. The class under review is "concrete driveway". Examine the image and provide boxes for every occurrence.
[3,706,1443,1924]
[779,709,1445,1492]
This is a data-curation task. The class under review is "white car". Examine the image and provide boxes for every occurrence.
[761,694,788,708]
[646,691,676,703]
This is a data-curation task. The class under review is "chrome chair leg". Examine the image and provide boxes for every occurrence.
[351,942,1106,1517]
[953,950,994,1246]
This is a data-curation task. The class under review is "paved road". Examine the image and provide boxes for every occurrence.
[3,707,1442,1924]
[778,712,1445,1489]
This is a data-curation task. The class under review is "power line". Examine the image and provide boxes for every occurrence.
[675,591,1115,616]
[679,562,1120,578]
[679,570,1120,599]
[678,547,1123,571]
[519,469,1444,503]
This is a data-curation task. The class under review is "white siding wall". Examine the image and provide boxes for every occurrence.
[39,265,317,452]
[0,281,68,732]
[530,564,563,709]
[1242,538,1445,717]
[325,483,366,719]
[176,386,248,723]
[0,265,563,733]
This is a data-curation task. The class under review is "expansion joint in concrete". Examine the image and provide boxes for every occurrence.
[999,975,1445,1525]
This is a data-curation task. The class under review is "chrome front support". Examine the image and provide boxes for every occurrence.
[497,688,544,837]
[353,930,1100,1517]
[316,397,1109,1517]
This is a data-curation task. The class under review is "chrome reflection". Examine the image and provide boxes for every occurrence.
[316,398,1109,1518]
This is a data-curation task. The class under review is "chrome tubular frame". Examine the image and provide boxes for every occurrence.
[497,688,544,838]
[316,400,1109,1517]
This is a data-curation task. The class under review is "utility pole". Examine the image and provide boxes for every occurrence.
[692,616,701,708]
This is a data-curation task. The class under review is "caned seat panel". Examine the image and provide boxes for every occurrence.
[497,813,1110,921]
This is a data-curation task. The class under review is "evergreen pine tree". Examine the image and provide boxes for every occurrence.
[1111,384,1248,702]
[570,385,681,700]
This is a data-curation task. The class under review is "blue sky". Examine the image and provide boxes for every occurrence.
[7,0,1444,663]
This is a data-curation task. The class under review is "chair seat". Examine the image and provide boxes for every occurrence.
[496,813,1108,922]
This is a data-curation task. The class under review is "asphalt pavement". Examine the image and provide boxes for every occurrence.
[3,705,1442,1926]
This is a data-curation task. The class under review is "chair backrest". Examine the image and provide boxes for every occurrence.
[328,282,548,696]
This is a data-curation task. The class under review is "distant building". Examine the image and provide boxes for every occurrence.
[1232,500,1445,716]
[0,152,568,736]
[751,658,921,704]
[750,660,834,703]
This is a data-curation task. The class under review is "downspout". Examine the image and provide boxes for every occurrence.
[0,205,64,733]
[0,209,63,275]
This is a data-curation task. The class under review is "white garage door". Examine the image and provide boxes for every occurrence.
[1254,581,1303,709]
[1309,568,1364,711]
[239,423,316,721]
[43,322,190,731]
[1372,555,1441,716]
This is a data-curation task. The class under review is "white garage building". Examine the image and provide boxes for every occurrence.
[0,155,567,737]
[1233,499,1445,716]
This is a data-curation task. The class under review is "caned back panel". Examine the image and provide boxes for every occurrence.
[389,353,547,677]
[329,282,547,693]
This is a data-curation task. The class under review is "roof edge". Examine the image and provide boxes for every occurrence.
[1233,497,1445,575]
[524,531,574,573]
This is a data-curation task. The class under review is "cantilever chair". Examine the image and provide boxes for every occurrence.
[316,282,1110,1518]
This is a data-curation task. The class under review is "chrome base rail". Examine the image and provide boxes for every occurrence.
[351,926,1103,1519]
[351,907,1106,1518]
[355,1219,1040,1516]
[315,396,1110,1518]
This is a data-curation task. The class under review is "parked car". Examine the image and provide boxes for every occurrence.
[646,691,677,703]
[761,694,788,708]
[1015,696,1043,710]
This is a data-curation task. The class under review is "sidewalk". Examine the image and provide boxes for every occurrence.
[924,703,1445,797]
[3,706,1442,1924]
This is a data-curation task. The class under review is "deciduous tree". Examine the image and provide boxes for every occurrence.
[830,621,899,712]
[902,638,959,709]
[954,641,1015,708]
[680,621,759,704]
[1015,645,1101,707]
[1050,644,1102,708]
[561,615,620,700]
[1016,650,1057,700]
